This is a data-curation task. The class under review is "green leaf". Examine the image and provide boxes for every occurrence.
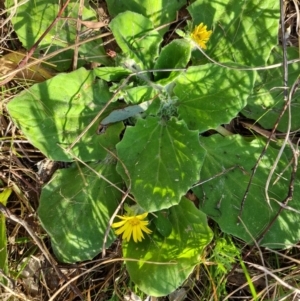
[194,135,300,248]
[116,117,206,212]
[5,0,108,70]
[242,47,300,132]
[174,65,256,132]
[124,198,213,296]
[7,68,124,161]
[109,11,162,70]
[0,188,12,282]
[78,38,113,67]
[0,188,11,205]
[123,86,157,104]
[188,0,279,66]
[211,236,240,274]
[38,159,122,263]
[106,0,186,35]
[208,235,240,295]
[95,67,132,82]
[153,210,172,237]
[101,101,153,125]
[154,39,191,86]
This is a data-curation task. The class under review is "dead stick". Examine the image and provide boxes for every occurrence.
[0,0,71,86]
[0,204,84,300]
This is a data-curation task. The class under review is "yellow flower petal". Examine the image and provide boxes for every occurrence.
[140,223,152,234]
[136,212,148,220]
[112,212,152,243]
[123,223,133,241]
[112,220,127,228]
[133,226,138,243]
[191,23,212,49]
[114,224,127,235]
[116,215,132,220]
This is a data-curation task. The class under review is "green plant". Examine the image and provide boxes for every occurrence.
[5,0,300,297]
[208,234,241,297]
[0,188,12,284]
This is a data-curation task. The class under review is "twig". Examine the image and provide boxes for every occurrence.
[227,137,299,281]
[263,0,292,206]
[55,145,134,257]
[0,32,113,86]
[237,218,270,299]
[1,26,300,86]
[193,41,300,71]
[72,0,84,70]
[101,147,132,258]
[0,204,84,300]
[264,77,299,205]
[247,261,300,295]
[237,0,299,220]
[48,257,175,301]
[65,72,135,152]
[61,17,108,30]
[0,0,72,86]
[225,0,300,285]
[192,165,245,187]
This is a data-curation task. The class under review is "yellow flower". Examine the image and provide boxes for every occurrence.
[112,212,152,243]
[190,23,212,49]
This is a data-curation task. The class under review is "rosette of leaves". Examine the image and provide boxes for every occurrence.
[6,0,287,297]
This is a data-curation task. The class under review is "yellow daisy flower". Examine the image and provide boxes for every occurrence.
[112,212,152,243]
[190,23,212,49]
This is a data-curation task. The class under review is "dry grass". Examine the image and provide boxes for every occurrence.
[1,0,300,300]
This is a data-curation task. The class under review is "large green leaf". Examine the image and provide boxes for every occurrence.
[122,86,157,104]
[242,47,300,132]
[124,198,213,296]
[109,11,162,70]
[101,101,153,125]
[5,0,109,70]
[154,39,192,86]
[193,135,300,248]
[174,65,255,132]
[116,117,206,212]
[38,159,122,263]
[106,0,186,34]
[188,0,279,66]
[95,67,132,82]
[7,68,124,162]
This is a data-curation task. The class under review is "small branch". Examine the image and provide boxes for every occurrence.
[0,204,84,300]
[101,147,132,258]
[72,0,84,70]
[0,0,71,86]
